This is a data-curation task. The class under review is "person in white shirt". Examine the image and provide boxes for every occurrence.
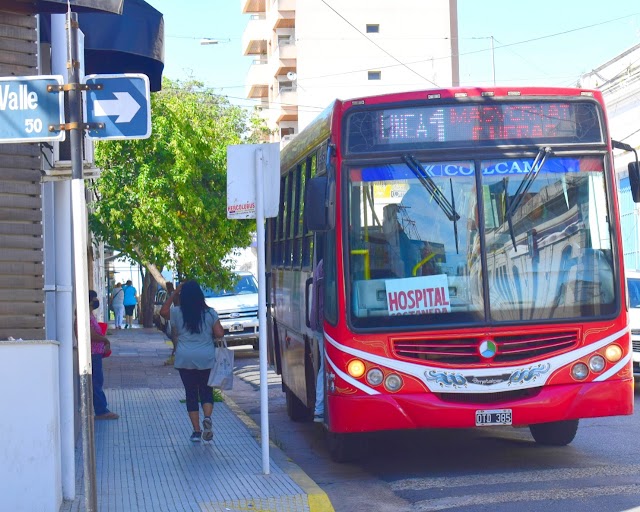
[110,282,125,329]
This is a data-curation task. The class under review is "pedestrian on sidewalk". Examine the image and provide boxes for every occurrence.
[75,290,119,420]
[110,282,125,329]
[122,279,138,329]
[160,280,224,442]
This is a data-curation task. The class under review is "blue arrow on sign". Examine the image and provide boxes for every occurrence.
[84,73,151,140]
[0,75,65,143]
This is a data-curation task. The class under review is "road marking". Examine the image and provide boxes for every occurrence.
[235,364,281,387]
[413,485,640,511]
[391,464,640,490]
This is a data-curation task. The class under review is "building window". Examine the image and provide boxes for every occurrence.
[368,70,381,80]
[366,24,380,33]
[281,127,295,141]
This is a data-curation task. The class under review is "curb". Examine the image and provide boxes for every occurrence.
[223,392,335,512]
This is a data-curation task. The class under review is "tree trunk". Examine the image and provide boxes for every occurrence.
[141,271,157,328]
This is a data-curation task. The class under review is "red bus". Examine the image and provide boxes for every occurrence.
[266,87,639,462]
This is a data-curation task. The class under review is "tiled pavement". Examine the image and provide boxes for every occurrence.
[59,325,333,512]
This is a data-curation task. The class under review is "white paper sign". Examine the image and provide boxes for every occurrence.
[227,143,280,219]
[385,274,451,316]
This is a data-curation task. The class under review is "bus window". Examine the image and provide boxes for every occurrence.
[347,160,483,327]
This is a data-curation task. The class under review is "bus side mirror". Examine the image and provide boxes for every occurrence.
[305,176,335,231]
[629,161,640,203]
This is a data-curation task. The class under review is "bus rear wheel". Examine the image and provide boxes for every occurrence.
[326,431,366,463]
[285,386,312,422]
[529,419,579,446]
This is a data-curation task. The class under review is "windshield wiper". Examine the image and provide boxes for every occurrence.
[502,146,552,251]
[505,146,552,219]
[402,154,461,253]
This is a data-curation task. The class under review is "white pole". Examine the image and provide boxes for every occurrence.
[51,13,76,499]
[255,148,270,474]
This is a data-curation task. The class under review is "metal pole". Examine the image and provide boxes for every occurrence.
[491,35,496,86]
[67,11,98,512]
[255,148,270,474]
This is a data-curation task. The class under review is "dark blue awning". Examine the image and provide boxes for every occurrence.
[2,0,123,14]
[40,0,164,92]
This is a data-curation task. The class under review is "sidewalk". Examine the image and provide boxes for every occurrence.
[60,324,333,512]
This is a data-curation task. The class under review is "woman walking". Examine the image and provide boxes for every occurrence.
[110,282,125,329]
[160,280,224,442]
[122,279,137,328]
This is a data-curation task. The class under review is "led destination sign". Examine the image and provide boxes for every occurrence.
[346,101,603,153]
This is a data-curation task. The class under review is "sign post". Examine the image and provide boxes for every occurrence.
[227,143,280,474]
[0,75,65,143]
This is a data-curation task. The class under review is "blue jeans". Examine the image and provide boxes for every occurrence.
[92,354,110,415]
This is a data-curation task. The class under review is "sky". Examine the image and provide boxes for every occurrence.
[145,0,640,109]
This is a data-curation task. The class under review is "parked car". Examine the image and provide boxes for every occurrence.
[628,271,640,378]
[203,271,259,350]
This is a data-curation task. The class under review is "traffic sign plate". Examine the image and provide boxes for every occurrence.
[84,73,151,140]
[0,75,65,143]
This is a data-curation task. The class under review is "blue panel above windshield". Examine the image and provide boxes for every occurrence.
[353,158,585,183]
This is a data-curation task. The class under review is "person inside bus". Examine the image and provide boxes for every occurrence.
[382,203,421,277]
[310,257,325,422]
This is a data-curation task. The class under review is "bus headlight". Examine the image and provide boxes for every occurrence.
[366,368,384,386]
[604,344,623,363]
[589,355,606,373]
[347,359,366,378]
[384,373,403,392]
[571,362,589,380]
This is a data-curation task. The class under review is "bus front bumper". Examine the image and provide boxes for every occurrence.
[328,379,634,433]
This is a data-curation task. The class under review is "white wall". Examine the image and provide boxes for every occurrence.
[0,341,61,512]
[295,0,457,129]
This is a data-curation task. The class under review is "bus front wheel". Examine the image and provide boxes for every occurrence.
[326,431,366,463]
[529,419,579,446]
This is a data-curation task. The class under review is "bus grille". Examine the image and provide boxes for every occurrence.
[632,340,640,353]
[393,331,578,364]
[436,387,541,404]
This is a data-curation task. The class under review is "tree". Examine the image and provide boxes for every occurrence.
[90,78,268,325]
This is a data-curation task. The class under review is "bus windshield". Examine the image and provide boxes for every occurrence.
[347,155,616,329]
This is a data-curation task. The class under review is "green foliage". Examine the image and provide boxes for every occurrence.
[90,78,268,289]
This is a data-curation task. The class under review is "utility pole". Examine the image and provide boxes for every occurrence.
[491,35,496,86]
[66,11,98,512]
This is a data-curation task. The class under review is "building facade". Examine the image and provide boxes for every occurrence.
[242,0,459,141]
[581,44,640,271]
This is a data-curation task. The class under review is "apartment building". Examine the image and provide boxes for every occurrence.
[581,44,640,270]
[242,0,459,142]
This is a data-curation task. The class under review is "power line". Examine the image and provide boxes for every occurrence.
[319,0,440,87]
[166,11,640,109]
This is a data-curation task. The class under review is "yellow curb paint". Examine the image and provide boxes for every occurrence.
[223,392,336,512]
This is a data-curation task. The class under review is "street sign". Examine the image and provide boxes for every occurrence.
[0,75,65,143]
[84,73,151,140]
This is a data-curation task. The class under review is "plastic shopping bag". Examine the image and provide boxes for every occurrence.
[208,340,234,390]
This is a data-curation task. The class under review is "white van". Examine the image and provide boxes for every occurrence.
[627,270,640,377]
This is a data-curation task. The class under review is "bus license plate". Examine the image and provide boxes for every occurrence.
[475,409,512,426]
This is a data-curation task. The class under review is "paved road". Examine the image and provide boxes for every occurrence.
[228,349,640,512]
